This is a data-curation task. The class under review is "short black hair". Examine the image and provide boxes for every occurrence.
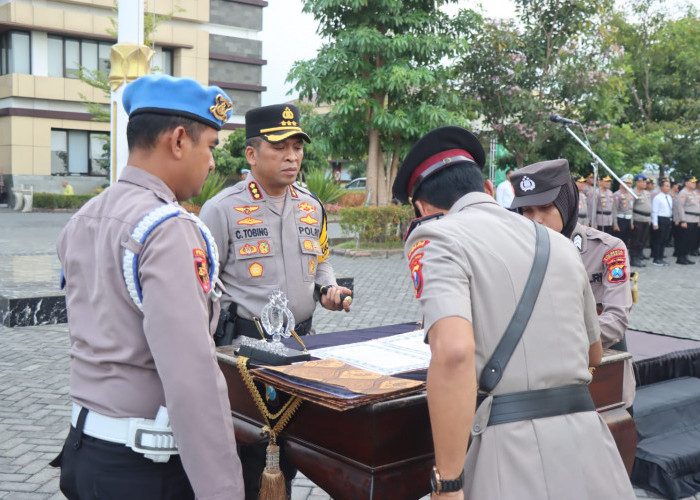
[245,136,263,150]
[126,113,207,151]
[413,163,485,210]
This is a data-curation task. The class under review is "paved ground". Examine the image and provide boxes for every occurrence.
[1,208,699,499]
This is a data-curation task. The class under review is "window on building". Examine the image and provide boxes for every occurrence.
[0,31,31,75]
[51,130,109,177]
[152,47,173,75]
[47,36,112,78]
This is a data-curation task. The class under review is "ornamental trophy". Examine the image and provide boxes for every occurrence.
[237,289,311,365]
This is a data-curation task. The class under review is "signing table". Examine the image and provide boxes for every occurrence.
[217,323,635,499]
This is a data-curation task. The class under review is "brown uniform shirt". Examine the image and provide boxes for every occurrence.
[57,166,244,499]
[589,189,616,227]
[677,187,700,223]
[199,173,336,323]
[404,193,633,499]
[614,188,634,219]
[578,192,589,226]
[632,189,652,223]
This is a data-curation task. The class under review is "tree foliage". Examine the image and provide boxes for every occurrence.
[290,0,476,205]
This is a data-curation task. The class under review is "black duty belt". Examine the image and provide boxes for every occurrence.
[686,211,700,216]
[633,210,651,216]
[578,214,587,219]
[598,211,612,215]
[476,384,595,426]
[235,316,312,339]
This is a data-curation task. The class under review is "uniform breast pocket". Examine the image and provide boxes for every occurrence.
[298,237,323,282]
[233,239,278,285]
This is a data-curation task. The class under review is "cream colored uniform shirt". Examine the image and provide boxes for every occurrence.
[199,173,336,323]
[57,166,244,500]
[405,193,633,499]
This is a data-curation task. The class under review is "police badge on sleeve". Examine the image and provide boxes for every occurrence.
[193,248,211,292]
[602,248,627,284]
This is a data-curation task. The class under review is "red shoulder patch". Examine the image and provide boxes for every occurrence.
[602,248,627,284]
[193,248,211,293]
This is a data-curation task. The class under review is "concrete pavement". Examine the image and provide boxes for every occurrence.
[1,208,699,499]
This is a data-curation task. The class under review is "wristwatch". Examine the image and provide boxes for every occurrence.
[430,466,464,494]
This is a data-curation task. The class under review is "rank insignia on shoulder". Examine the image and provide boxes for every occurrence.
[602,248,627,283]
[298,201,315,214]
[309,256,317,274]
[403,213,444,241]
[193,248,211,293]
[248,182,263,200]
[238,216,263,226]
[300,214,318,225]
[573,234,583,251]
[249,262,263,278]
[289,185,299,198]
[234,205,260,215]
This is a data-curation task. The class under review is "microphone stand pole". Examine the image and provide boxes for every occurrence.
[558,124,637,230]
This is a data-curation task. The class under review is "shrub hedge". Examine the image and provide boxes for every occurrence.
[33,193,94,209]
[338,205,414,244]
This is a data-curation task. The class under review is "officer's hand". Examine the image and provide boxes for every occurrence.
[614,225,620,232]
[320,286,353,312]
[681,222,688,229]
[653,225,659,230]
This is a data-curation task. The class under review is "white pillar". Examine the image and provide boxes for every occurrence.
[109,0,148,184]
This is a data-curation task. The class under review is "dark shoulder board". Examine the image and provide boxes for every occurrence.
[403,213,444,241]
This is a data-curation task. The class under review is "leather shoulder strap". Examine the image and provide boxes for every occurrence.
[479,221,550,393]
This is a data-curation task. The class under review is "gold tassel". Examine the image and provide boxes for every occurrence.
[258,443,286,500]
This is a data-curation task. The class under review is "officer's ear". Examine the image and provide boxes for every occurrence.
[245,145,258,166]
[169,126,188,159]
[484,179,495,197]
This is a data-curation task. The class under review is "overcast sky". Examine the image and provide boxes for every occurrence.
[260,1,517,105]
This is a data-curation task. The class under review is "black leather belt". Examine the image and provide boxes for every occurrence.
[599,211,612,215]
[578,214,587,218]
[476,384,595,426]
[235,316,312,339]
[687,211,700,216]
[633,210,651,216]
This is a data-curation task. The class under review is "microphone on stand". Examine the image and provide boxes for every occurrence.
[549,114,580,125]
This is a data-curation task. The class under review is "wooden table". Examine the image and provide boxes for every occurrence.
[218,347,636,499]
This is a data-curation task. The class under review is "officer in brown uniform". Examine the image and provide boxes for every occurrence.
[630,174,652,267]
[52,75,244,499]
[511,161,635,412]
[676,176,700,264]
[392,127,633,499]
[590,175,616,234]
[199,103,351,498]
[575,175,589,226]
[613,173,634,247]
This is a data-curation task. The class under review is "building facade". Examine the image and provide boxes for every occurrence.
[0,0,266,199]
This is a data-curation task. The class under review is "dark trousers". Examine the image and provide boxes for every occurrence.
[630,221,650,258]
[597,225,615,235]
[652,217,672,260]
[614,217,632,247]
[678,222,699,258]
[54,426,194,500]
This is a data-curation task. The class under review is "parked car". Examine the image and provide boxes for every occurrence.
[345,177,366,190]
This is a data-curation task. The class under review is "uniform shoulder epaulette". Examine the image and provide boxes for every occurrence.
[403,212,444,241]
[122,204,220,311]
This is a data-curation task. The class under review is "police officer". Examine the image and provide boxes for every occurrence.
[613,173,634,247]
[675,176,700,265]
[52,75,244,499]
[575,175,589,226]
[199,103,352,498]
[630,174,652,267]
[511,160,635,412]
[392,127,634,499]
[590,175,616,234]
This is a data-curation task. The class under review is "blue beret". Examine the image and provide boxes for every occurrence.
[634,174,647,181]
[123,75,233,130]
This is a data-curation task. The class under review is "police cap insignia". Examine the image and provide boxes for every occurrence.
[392,126,485,204]
[123,75,232,130]
[510,159,570,210]
[245,104,311,144]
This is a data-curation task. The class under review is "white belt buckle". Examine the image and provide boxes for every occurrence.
[127,419,178,463]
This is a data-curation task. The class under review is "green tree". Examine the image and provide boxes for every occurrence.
[214,128,248,178]
[455,0,625,169]
[290,0,477,206]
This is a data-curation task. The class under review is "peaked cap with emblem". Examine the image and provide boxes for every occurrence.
[392,126,486,204]
[510,159,571,209]
[246,104,310,143]
[123,74,233,130]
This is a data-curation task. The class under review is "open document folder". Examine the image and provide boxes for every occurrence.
[249,330,430,410]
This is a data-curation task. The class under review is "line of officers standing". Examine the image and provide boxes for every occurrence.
[577,173,700,267]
